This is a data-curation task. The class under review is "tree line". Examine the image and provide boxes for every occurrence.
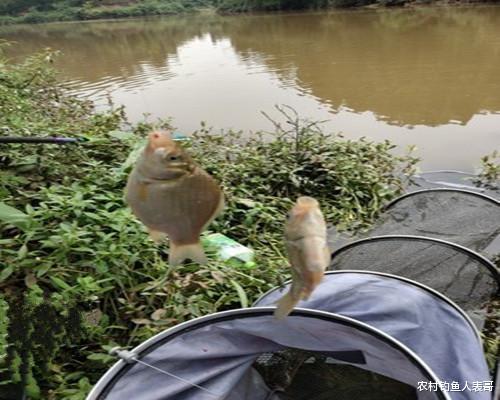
[1,0,499,26]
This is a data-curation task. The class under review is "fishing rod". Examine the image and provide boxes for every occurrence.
[0,136,87,144]
[0,132,188,145]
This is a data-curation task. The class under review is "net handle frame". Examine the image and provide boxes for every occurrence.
[86,308,452,400]
[383,188,499,211]
[253,269,483,344]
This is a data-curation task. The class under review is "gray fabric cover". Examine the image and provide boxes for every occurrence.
[87,272,490,400]
[255,272,490,400]
[94,312,439,400]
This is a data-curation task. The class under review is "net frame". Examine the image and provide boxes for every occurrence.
[254,270,482,342]
[383,188,499,210]
[407,171,499,198]
[253,271,492,400]
[327,186,500,394]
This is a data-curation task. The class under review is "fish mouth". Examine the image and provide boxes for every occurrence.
[148,167,189,181]
[167,161,190,169]
[154,147,187,165]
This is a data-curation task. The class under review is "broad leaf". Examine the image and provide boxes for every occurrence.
[0,202,29,230]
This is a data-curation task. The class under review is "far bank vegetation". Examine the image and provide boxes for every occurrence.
[1,0,498,25]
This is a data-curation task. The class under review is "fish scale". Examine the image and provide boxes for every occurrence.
[140,169,222,244]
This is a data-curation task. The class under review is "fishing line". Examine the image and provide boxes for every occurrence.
[111,348,223,398]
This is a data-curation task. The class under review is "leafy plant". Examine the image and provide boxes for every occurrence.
[186,106,418,238]
[476,150,500,189]
[0,0,214,25]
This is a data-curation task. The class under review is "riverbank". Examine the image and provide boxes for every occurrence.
[0,0,497,26]
[0,1,213,26]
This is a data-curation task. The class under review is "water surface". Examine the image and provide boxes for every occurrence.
[2,7,500,170]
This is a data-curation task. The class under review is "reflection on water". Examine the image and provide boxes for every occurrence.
[2,7,500,170]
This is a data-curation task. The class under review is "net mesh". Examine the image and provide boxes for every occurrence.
[252,349,416,400]
[380,191,500,251]
[328,237,497,328]
[328,190,500,254]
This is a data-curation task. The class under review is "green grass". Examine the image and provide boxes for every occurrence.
[0,0,215,26]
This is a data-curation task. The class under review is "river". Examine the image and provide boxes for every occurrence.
[2,6,500,171]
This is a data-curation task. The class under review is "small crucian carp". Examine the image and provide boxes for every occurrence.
[275,196,330,319]
[125,130,224,266]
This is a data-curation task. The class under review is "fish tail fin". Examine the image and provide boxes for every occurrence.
[148,229,167,244]
[301,269,325,301]
[169,241,207,266]
[274,291,298,320]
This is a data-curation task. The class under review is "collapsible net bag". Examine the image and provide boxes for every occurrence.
[88,272,490,400]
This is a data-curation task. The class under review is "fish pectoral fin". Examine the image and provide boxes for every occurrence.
[148,229,167,244]
[274,290,299,320]
[169,242,207,266]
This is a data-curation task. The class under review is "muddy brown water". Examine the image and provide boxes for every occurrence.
[2,6,500,170]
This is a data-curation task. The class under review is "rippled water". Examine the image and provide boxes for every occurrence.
[2,7,500,170]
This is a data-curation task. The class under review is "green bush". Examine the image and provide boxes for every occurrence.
[216,0,333,12]
[76,0,191,20]
[0,5,81,24]
[0,0,208,25]
[20,11,49,24]
[0,15,18,25]
[0,0,416,26]
[216,0,379,12]
[329,0,374,7]
[475,150,500,189]
[378,0,407,6]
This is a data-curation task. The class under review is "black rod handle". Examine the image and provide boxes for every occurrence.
[0,136,85,144]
